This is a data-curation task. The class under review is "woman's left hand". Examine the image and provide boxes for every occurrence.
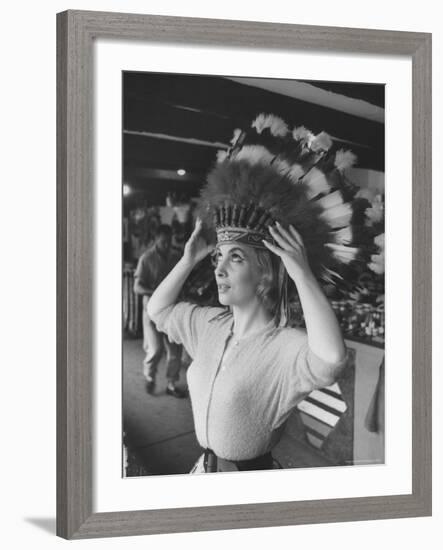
[263,223,313,282]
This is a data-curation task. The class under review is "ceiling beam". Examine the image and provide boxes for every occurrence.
[123,130,227,149]
[226,77,385,124]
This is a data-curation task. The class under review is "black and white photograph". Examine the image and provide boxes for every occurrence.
[122,72,385,477]
[2,0,439,544]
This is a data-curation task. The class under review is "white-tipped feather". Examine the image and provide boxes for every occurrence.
[330,226,353,245]
[315,190,343,210]
[374,233,385,250]
[319,202,353,228]
[311,131,333,152]
[292,126,314,145]
[325,243,358,263]
[286,163,305,183]
[251,113,289,137]
[234,145,275,165]
[232,146,295,178]
[369,253,385,274]
[216,149,228,163]
[230,128,243,146]
[334,149,357,172]
[303,167,331,199]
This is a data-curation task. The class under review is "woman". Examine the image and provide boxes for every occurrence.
[147,218,348,472]
[148,112,356,472]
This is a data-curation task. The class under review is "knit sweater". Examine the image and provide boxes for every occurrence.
[152,302,347,461]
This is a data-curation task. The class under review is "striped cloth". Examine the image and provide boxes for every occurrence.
[296,382,347,450]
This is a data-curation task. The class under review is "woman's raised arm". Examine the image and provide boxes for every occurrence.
[263,222,346,365]
[147,220,214,319]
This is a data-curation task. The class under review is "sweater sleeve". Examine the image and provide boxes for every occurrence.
[293,339,349,393]
[274,333,349,428]
[150,301,216,358]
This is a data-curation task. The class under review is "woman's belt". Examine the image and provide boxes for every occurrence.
[202,448,274,472]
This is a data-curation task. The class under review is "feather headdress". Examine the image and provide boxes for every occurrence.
[198,113,359,285]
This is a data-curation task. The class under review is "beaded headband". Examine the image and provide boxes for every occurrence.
[214,202,274,249]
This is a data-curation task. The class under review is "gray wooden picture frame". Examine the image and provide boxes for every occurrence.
[56,9,432,540]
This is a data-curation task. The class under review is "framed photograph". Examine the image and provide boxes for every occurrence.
[57,10,431,539]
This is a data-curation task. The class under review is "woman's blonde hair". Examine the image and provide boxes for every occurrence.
[250,248,280,318]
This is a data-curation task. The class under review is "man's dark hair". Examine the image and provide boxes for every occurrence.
[155,224,172,239]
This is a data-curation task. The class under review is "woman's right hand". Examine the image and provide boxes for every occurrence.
[183,219,215,266]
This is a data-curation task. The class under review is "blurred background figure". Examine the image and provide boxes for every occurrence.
[133,224,187,398]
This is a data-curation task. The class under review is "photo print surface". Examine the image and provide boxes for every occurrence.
[122,72,385,477]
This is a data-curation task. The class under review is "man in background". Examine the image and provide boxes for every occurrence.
[133,224,187,398]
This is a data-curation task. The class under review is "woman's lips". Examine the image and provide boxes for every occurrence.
[217,284,230,293]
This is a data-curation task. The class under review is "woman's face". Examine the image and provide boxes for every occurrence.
[213,243,261,307]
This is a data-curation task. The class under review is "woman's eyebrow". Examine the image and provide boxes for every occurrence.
[214,246,246,257]
[229,247,246,256]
